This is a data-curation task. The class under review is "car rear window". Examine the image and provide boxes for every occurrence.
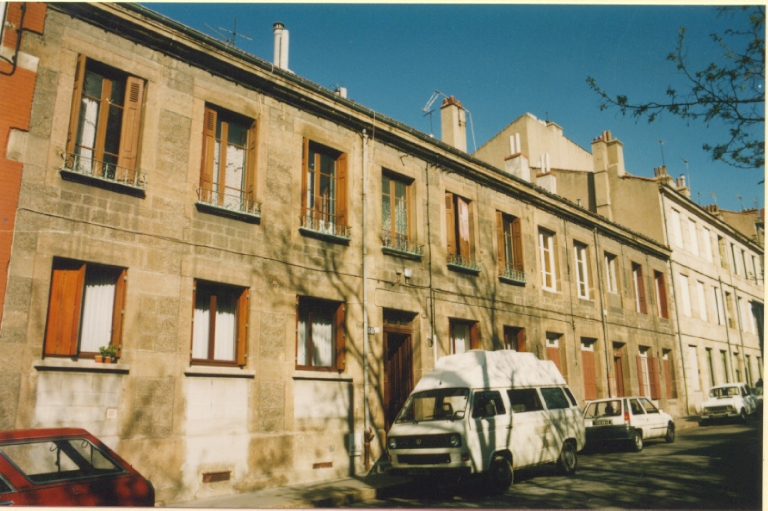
[584,400,622,418]
[0,439,123,483]
[540,387,570,410]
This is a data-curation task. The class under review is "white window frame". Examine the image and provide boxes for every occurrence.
[574,243,589,299]
[687,217,699,256]
[713,286,723,325]
[639,348,651,398]
[678,274,692,317]
[605,253,618,294]
[670,208,684,248]
[539,230,556,291]
[696,281,708,322]
[702,227,713,262]
[688,345,701,391]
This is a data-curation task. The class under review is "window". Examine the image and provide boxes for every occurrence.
[662,350,678,399]
[738,296,750,333]
[503,326,525,352]
[713,286,724,325]
[382,172,419,255]
[733,352,741,382]
[632,262,647,314]
[702,227,713,262]
[65,56,144,185]
[296,297,345,370]
[688,345,701,391]
[678,274,691,317]
[654,271,669,319]
[450,319,479,354]
[539,229,558,291]
[573,242,591,299]
[581,339,598,401]
[718,236,728,269]
[192,280,248,366]
[496,212,524,282]
[706,348,716,387]
[725,292,736,328]
[741,249,749,279]
[199,105,258,215]
[301,139,349,237]
[445,192,477,269]
[545,333,562,373]
[696,281,708,322]
[730,243,739,275]
[604,252,618,294]
[540,387,570,410]
[507,388,544,413]
[752,255,759,282]
[637,348,652,398]
[472,391,506,418]
[670,208,684,247]
[687,218,699,255]
[44,259,127,358]
[721,350,730,383]
[745,355,752,386]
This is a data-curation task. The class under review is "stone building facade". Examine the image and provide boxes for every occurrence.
[0,3,685,504]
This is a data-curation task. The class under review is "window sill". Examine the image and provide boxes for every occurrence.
[293,371,353,382]
[298,227,351,244]
[498,274,526,286]
[195,201,261,224]
[34,358,130,374]
[381,246,423,260]
[184,365,256,378]
[59,168,146,198]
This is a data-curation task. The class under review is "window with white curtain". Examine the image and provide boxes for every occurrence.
[192,280,248,365]
[297,297,345,370]
[79,267,117,353]
[696,281,708,322]
[678,274,692,317]
[670,208,684,248]
[687,217,699,256]
[539,229,557,291]
[574,242,590,299]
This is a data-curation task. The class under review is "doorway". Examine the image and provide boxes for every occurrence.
[613,344,626,397]
[383,310,415,431]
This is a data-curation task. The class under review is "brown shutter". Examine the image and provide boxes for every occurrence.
[582,349,597,400]
[335,303,346,371]
[657,273,669,319]
[465,198,474,258]
[110,269,127,358]
[66,54,87,155]
[301,138,310,215]
[335,153,348,228]
[663,358,677,399]
[649,356,661,399]
[200,107,217,195]
[445,192,456,255]
[511,217,524,272]
[636,355,645,397]
[470,322,480,350]
[236,288,249,366]
[116,76,144,175]
[44,262,86,356]
[495,211,506,274]
[517,329,526,353]
[245,120,258,207]
[636,266,647,314]
[547,347,562,373]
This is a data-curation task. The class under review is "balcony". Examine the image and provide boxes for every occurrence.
[447,253,480,274]
[59,152,146,197]
[381,230,424,259]
[195,187,261,223]
[299,212,351,243]
[499,265,526,285]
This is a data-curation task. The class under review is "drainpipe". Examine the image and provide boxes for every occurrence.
[361,129,371,470]
[425,163,437,363]
[718,278,735,382]
[593,228,612,398]
[660,192,690,415]
[734,287,748,383]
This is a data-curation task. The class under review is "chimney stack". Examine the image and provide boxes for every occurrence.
[675,175,691,198]
[273,22,290,71]
[440,96,467,152]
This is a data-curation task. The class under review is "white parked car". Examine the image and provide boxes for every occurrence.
[583,397,675,452]
[700,383,758,425]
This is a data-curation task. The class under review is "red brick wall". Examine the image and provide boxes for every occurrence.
[0,2,46,325]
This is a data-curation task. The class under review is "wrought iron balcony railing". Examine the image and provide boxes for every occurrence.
[381,230,424,257]
[59,152,146,189]
[499,265,526,284]
[447,253,480,272]
[300,213,351,239]
[196,187,261,218]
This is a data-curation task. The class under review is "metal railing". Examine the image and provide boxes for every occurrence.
[300,212,351,239]
[447,253,480,271]
[381,230,424,257]
[60,152,146,189]
[499,265,526,283]
[196,187,261,217]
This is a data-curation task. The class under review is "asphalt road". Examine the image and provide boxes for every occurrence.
[357,419,763,509]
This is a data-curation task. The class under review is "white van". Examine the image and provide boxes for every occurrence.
[386,350,585,491]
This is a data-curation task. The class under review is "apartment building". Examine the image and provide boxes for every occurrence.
[0,3,680,503]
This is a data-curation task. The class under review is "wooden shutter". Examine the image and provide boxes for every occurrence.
[110,269,127,358]
[335,303,346,371]
[517,329,526,353]
[66,54,87,155]
[44,262,86,356]
[636,356,645,397]
[649,356,661,399]
[663,358,677,399]
[445,192,456,255]
[236,288,249,366]
[200,107,217,194]
[582,349,598,400]
[301,138,310,215]
[511,217,524,272]
[547,347,561,373]
[465,198,474,258]
[245,120,258,205]
[586,246,595,300]
[336,153,348,228]
[470,322,480,350]
[636,266,647,314]
[657,273,669,319]
[116,76,144,175]
[495,211,506,273]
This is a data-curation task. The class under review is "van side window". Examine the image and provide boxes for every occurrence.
[563,386,577,406]
[507,388,544,413]
[540,387,570,410]
[472,391,506,418]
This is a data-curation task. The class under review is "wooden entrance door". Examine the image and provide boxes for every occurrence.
[613,349,626,397]
[384,330,413,431]
[582,349,598,401]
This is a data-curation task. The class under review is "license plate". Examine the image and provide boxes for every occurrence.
[594,419,613,426]
[406,469,432,476]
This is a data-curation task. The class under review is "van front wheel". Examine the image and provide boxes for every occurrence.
[487,455,513,493]
[556,442,577,476]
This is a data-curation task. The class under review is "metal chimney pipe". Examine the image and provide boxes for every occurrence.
[273,22,289,70]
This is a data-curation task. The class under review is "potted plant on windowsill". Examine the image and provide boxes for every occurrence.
[98,345,118,363]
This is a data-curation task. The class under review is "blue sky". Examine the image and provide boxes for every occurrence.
[147,3,764,213]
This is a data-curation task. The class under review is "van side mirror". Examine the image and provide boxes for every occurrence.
[454,410,465,420]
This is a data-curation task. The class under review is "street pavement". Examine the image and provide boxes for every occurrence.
[167,415,705,508]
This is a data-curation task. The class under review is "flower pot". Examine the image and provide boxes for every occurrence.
[104,357,112,364]
[95,355,103,363]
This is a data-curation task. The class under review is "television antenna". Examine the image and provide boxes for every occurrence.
[204,18,252,48]
[422,90,477,152]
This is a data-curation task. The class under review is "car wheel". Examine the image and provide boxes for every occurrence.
[487,455,513,493]
[740,408,748,424]
[556,441,577,476]
[699,419,708,427]
[630,431,643,452]
[665,423,675,443]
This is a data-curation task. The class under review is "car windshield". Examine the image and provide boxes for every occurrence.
[0,439,122,483]
[584,400,622,418]
[395,388,469,423]
[709,386,741,398]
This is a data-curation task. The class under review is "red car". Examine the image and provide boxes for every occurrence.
[0,428,153,506]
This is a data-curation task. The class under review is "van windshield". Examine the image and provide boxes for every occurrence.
[395,388,469,423]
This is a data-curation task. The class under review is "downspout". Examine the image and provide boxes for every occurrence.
[718,277,735,382]
[660,192,690,415]
[734,288,748,383]
[593,227,612,398]
[425,163,437,363]
[360,129,372,470]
